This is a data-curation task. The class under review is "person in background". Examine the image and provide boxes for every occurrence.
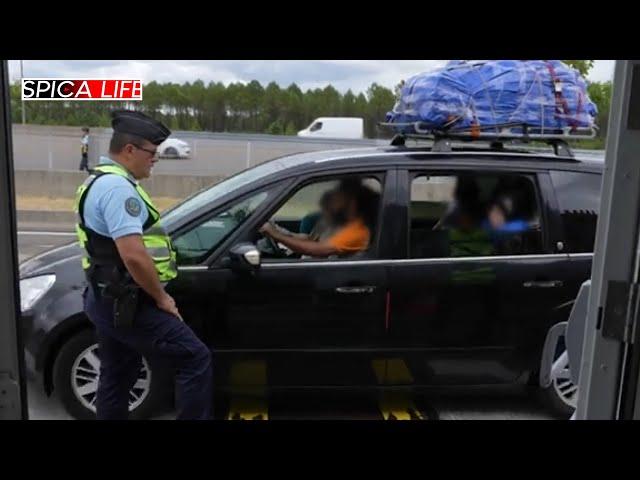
[79,127,90,172]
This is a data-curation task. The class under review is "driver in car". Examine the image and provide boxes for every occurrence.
[259,178,371,258]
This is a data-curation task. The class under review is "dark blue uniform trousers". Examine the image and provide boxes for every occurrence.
[84,286,213,420]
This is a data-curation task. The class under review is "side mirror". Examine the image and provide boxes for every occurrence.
[225,242,261,272]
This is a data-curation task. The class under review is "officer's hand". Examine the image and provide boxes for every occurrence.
[157,293,184,322]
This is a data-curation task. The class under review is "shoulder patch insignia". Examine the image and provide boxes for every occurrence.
[125,197,142,217]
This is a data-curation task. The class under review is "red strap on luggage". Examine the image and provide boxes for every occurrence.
[545,61,577,132]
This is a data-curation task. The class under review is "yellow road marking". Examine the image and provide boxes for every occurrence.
[372,358,428,420]
[226,360,269,420]
[378,390,428,421]
[227,395,269,420]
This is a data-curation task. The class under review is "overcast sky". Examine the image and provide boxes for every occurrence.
[7,60,616,94]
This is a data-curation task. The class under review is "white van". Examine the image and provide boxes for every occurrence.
[297,117,364,139]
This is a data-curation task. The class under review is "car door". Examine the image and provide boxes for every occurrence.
[168,168,394,389]
[545,167,603,327]
[385,165,576,387]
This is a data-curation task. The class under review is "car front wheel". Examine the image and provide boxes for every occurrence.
[52,329,166,420]
[539,350,577,418]
[163,146,178,157]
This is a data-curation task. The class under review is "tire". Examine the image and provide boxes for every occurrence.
[52,329,169,420]
[538,350,577,419]
[164,146,178,157]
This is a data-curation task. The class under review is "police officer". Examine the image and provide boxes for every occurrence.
[74,110,212,420]
[79,127,90,172]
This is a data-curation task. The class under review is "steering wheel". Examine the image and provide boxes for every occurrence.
[265,235,280,255]
[263,231,289,258]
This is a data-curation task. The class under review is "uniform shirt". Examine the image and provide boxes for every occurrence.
[327,218,370,254]
[82,156,148,240]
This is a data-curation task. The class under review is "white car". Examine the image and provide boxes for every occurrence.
[158,138,191,158]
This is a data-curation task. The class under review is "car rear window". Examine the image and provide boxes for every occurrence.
[409,172,544,258]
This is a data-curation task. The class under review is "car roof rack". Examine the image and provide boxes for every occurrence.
[381,122,598,159]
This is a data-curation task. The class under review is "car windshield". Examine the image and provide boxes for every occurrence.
[161,153,311,227]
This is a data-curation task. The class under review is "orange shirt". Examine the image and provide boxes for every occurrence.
[327,219,370,254]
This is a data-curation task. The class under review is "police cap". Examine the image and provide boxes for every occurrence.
[111,110,171,145]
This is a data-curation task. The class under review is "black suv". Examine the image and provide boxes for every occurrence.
[19,141,603,419]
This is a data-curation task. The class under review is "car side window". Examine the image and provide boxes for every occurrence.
[310,122,323,132]
[173,191,269,265]
[550,170,602,253]
[409,172,544,258]
[255,174,383,262]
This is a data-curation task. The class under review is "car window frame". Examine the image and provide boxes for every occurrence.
[217,167,392,266]
[171,178,293,267]
[171,190,272,266]
[548,169,603,254]
[260,170,388,264]
[403,166,548,260]
[310,121,323,132]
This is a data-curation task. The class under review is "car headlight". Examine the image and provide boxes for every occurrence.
[20,274,56,312]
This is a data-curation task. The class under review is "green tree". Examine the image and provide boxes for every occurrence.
[320,85,342,116]
[563,60,595,77]
[365,83,395,138]
[588,80,613,139]
[341,90,357,117]
[285,121,298,136]
[245,80,264,132]
[10,77,417,140]
[266,119,284,135]
[262,82,283,128]
[283,83,304,130]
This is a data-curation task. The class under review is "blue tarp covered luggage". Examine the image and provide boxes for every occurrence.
[386,60,597,135]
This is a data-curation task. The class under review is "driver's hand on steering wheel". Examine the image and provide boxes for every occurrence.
[259,222,276,237]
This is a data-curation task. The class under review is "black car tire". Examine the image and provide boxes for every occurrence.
[538,383,575,419]
[164,146,178,157]
[52,328,168,420]
[537,348,577,419]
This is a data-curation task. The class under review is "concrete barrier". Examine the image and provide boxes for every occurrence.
[14,170,225,200]
[17,210,77,226]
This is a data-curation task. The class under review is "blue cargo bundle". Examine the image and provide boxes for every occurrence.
[385,60,597,136]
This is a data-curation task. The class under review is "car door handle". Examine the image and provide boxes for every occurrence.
[523,280,564,288]
[335,286,376,294]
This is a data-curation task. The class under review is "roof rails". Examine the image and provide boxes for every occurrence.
[380,122,598,159]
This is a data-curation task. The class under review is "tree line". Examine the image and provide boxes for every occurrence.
[10,80,396,138]
[9,60,612,147]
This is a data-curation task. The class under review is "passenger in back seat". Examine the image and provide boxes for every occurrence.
[434,176,483,230]
[483,195,530,254]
